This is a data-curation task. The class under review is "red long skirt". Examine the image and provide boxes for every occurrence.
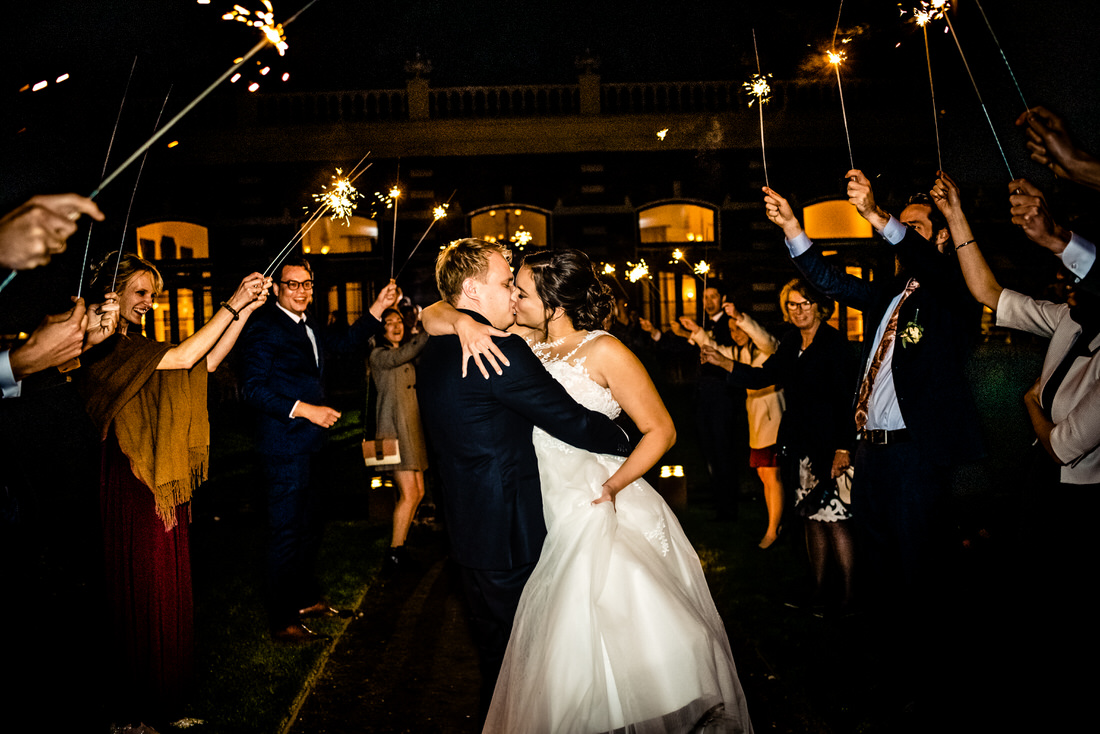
[100,432,194,717]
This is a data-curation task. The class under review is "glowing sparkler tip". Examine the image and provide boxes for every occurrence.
[389,186,401,199]
[433,204,449,220]
[827,50,846,66]
[743,73,773,107]
[657,128,669,140]
[671,249,685,263]
[626,260,651,283]
[602,263,616,276]
[313,166,362,226]
[223,1,288,56]
[694,260,711,276]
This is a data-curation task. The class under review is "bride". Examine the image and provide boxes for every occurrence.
[427,249,752,734]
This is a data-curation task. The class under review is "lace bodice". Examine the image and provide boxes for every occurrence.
[529,331,621,419]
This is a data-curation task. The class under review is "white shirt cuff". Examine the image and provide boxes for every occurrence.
[290,399,300,419]
[785,231,814,257]
[1,350,22,399]
[881,215,906,245]
[1062,232,1096,279]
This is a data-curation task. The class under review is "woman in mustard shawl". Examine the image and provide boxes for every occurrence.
[82,253,269,729]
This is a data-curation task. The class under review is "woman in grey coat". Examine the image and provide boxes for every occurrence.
[370,307,429,569]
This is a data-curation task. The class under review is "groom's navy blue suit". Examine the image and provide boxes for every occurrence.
[417,309,632,714]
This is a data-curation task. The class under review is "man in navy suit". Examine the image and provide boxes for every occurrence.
[417,239,633,718]
[764,172,982,707]
[239,258,398,643]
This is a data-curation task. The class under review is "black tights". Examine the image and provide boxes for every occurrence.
[804,518,855,608]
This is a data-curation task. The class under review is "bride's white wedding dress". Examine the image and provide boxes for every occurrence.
[484,332,753,734]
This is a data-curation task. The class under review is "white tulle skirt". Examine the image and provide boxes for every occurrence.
[483,430,753,734]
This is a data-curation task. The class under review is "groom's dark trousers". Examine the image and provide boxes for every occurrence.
[417,310,632,718]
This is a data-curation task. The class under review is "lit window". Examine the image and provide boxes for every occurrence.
[638,203,715,244]
[470,206,548,249]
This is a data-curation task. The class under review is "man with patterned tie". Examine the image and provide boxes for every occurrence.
[240,258,399,643]
[762,171,982,710]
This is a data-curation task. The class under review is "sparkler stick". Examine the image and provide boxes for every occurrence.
[972,0,1029,114]
[75,56,137,300]
[90,0,318,199]
[942,8,1013,178]
[389,162,401,279]
[111,88,172,292]
[828,50,855,169]
[394,190,457,280]
[915,12,943,171]
[745,29,772,189]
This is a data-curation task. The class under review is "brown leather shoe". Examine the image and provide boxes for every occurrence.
[298,601,352,619]
[271,622,330,644]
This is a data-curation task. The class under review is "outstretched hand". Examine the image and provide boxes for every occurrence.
[846,169,889,230]
[456,316,510,379]
[1008,178,1070,254]
[699,345,734,372]
[762,186,803,240]
[1017,106,1100,190]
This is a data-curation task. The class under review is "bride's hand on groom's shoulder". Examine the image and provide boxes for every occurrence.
[456,317,511,379]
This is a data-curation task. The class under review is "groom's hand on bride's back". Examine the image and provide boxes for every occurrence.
[456,318,511,379]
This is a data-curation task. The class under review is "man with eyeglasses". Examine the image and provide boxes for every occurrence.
[239,257,400,643]
[762,170,982,713]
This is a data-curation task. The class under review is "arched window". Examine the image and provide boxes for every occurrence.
[136,221,209,260]
[802,199,874,342]
[301,215,377,255]
[469,205,549,251]
[637,202,715,244]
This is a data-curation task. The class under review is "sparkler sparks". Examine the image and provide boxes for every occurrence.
[657,129,668,140]
[433,204,449,220]
[223,2,288,55]
[671,249,685,263]
[743,74,772,107]
[626,260,650,283]
[311,168,362,225]
[827,50,846,66]
[602,263,616,276]
[694,260,711,276]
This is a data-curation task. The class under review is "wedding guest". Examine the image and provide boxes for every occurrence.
[703,280,856,609]
[686,302,786,548]
[81,252,268,729]
[370,307,429,571]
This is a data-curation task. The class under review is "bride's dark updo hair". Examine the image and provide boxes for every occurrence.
[519,249,614,332]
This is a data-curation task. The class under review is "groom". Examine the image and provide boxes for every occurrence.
[417,238,633,717]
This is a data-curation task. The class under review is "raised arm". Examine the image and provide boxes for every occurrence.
[929,172,1002,310]
[369,331,429,370]
[585,336,676,504]
[157,273,270,371]
[726,303,779,356]
[420,300,511,378]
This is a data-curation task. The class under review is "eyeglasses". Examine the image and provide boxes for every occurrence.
[280,279,314,291]
[786,300,814,312]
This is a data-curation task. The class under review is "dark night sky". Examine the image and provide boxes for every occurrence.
[3,0,1098,189]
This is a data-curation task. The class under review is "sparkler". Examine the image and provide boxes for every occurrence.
[90,0,320,199]
[745,29,772,188]
[394,191,457,280]
[973,0,1029,114]
[264,155,373,278]
[388,182,401,279]
[626,260,650,284]
[938,0,1014,177]
[111,88,173,293]
[657,129,668,140]
[913,4,943,172]
[312,168,362,225]
[827,49,855,169]
[75,56,137,300]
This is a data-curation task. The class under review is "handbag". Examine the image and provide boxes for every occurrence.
[362,438,401,467]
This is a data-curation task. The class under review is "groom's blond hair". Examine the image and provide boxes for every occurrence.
[435,238,510,305]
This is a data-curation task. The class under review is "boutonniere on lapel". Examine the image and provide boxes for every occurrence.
[899,308,923,348]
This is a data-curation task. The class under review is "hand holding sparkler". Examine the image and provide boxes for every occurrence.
[1008,178,1071,255]
[1016,106,1100,191]
[7,300,89,381]
[929,170,964,221]
[699,345,734,372]
[0,195,104,271]
[762,187,804,241]
[679,316,701,334]
[368,279,402,321]
[845,170,889,231]
[85,292,121,348]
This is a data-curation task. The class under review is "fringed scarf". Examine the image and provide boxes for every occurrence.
[82,332,209,530]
